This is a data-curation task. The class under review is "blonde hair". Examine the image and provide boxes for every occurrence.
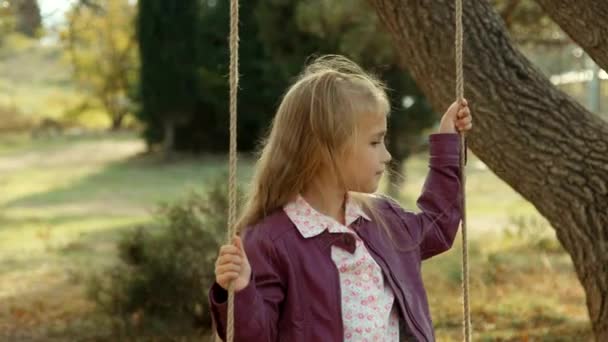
[235,54,402,248]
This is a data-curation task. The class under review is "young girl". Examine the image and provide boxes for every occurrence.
[209,55,472,342]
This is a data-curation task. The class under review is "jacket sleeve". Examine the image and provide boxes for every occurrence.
[208,229,285,341]
[385,133,463,260]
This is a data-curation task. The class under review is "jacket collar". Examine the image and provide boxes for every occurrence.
[283,193,371,239]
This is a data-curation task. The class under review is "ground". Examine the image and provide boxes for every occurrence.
[0,131,593,341]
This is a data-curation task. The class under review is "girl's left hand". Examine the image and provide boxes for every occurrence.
[438,98,473,134]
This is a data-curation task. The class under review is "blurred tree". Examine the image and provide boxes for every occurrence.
[492,0,567,46]
[62,0,138,131]
[137,0,199,158]
[137,0,436,187]
[0,1,16,43]
[534,0,608,72]
[181,0,278,153]
[369,0,608,338]
[14,0,40,37]
[135,0,280,153]
[493,0,571,75]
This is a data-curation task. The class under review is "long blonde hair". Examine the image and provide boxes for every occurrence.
[235,54,400,246]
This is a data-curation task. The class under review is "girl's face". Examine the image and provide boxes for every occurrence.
[341,113,392,193]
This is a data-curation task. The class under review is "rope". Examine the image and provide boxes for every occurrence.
[225,0,239,341]
[455,0,471,341]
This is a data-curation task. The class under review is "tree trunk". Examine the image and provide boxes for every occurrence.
[368,0,608,340]
[533,0,608,71]
[15,0,42,37]
[163,119,175,160]
[110,112,126,131]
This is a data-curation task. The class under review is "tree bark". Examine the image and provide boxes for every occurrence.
[533,0,608,71]
[368,0,608,340]
[110,112,126,131]
[163,119,175,160]
[15,0,42,37]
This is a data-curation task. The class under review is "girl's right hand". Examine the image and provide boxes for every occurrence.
[215,234,251,292]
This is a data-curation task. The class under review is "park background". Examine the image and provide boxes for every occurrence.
[0,0,606,341]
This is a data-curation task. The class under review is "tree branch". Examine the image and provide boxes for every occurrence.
[498,0,521,29]
[534,0,608,70]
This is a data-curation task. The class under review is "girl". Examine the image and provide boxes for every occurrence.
[210,55,472,342]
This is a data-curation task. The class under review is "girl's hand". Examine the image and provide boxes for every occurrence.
[215,234,251,292]
[438,98,473,134]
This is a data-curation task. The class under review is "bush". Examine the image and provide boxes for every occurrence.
[0,104,34,132]
[87,173,242,337]
[502,214,563,253]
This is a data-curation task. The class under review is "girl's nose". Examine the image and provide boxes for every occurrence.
[384,150,392,164]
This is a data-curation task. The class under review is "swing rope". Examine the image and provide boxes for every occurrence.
[222,0,470,341]
[455,0,472,341]
[225,0,239,341]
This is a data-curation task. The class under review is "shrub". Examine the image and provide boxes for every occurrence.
[87,173,242,337]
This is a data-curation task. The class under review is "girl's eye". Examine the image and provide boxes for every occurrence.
[371,137,388,146]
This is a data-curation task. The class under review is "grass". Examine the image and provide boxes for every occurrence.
[0,131,593,341]
[0,131,246,340]
[424,238,591,341]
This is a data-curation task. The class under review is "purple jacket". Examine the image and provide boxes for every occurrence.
[209,133,463,341]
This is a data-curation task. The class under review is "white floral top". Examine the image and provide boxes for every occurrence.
[283,193,400,341]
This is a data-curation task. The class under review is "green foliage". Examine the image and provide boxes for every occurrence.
[181,0,279,152]
[137,0,436,157]
[0,0,16,43]
[87,173,242,335]
[61,0,139,130]
[0,102,32,132]
[491,0,562,43]
[137,0,201,148]
[14,0,42,38]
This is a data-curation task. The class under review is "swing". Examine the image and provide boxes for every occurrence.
[221,0,470,341]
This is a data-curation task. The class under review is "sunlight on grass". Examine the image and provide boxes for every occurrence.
[0,131,591,340]
[0,211,149,254]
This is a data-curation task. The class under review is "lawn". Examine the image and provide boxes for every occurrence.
[0,131,592,341]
